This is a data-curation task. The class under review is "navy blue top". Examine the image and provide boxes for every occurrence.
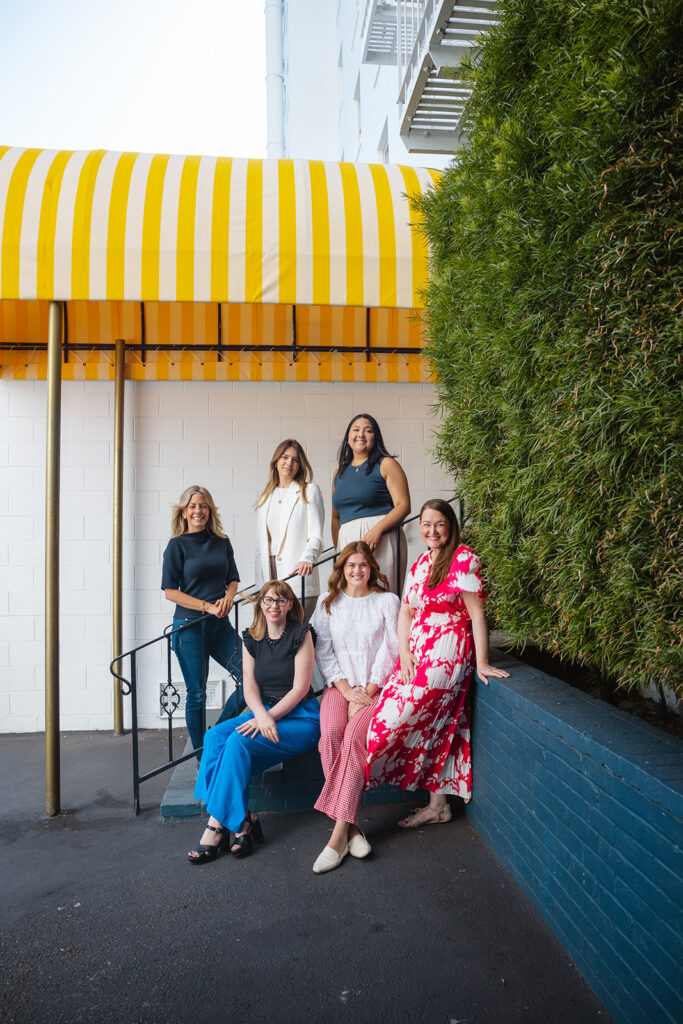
[242,623,316,705]
[161,529,240,620]
[332,459,393,525]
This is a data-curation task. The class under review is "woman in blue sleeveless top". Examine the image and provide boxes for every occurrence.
[331,414,410,594]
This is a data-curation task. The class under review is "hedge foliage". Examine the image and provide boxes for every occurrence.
[418,0,682,693]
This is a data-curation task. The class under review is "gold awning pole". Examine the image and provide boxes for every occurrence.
[45,301,62,816]
[112,338,125,734]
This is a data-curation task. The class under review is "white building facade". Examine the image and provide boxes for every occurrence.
[0,1,502,734]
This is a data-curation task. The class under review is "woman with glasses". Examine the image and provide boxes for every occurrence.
[255,439,324,618]
[331,414,410,594]
[188,580,320,864]
[310,542,399,873]
[162,485,243,762]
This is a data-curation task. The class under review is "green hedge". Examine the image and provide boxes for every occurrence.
[418,0,682,693]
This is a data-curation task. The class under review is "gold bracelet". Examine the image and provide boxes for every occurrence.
[201,600,207,614]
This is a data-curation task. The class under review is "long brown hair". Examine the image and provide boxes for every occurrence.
[170,485,226,538]
[256,439,314,508]
[322,541,390,613]
[421,499,460,589]
[248,579,304,641]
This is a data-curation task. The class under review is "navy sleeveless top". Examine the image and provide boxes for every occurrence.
[332,460,393,525]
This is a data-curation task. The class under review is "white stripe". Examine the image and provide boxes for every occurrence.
[87,150,121,300]
[157,154,185,302]
[323,161,346,307]
[356,163,380,308]
[0,147,27,296]
[227,158,248,303]
[193,155,217,303]
[293,159,313,306]
[51,149,89,300]
[386,163,412,309]
[123,151,154,300]
[18,149,56,299]
[261,158,279,304]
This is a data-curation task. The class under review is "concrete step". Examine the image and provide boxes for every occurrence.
[160,716,424,820]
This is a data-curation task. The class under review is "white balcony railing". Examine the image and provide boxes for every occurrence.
[360,0,400,64]
[396,0,498,153]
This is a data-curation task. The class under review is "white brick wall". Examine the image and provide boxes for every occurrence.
[0,378,454,732]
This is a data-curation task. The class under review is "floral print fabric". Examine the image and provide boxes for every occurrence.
[365,545,485,800]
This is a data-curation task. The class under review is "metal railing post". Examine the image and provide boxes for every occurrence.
[166,635,174,762]
[130,652,140,815]
[112,338,125,734]
[45,300,62,818]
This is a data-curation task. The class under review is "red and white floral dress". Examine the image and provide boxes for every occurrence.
[365,545,485,801]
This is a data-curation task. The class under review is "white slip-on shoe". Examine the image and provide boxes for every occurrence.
[312,844,349,874]
[348,830,372,858]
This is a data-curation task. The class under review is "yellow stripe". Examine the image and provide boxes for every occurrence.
[398,166,427,308]
[71,150,107,298]
[0,147,10,162]
[245,159,263,302]
[176,155,201,301]
[278,160,296,304]
[36,150,74,299]
[309,161,330,305]
[339,163,363,307]
[106,153,138,300]
[369,164,396,307]
[140,153,171,301]
[1,149,43,299]
[210,158,232,301]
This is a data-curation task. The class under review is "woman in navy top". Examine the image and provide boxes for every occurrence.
[161,485,243,760]
[189,580,320,864]
[331,414,411,594]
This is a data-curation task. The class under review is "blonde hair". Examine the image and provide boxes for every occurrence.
[248,579,304,641]
[170,486,226,538]
[322,541,390,613]
[256,439,314,508]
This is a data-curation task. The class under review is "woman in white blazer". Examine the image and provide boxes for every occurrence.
[255,440,325,618]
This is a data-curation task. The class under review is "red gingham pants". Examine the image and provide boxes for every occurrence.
[314,686,380,825]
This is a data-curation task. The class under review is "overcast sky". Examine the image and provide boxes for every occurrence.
[0,0,267,157]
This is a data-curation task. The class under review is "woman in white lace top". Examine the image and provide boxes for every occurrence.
[310,542,399,873]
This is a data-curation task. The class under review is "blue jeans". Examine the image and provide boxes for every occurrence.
[171,615,243,754]
[195,698,321,831]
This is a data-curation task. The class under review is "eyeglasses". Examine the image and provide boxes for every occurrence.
[261,596,290,607]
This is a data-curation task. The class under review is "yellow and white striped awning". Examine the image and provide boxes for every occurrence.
[0,147,439,381]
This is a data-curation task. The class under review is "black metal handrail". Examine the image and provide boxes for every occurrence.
[110,499,459,813]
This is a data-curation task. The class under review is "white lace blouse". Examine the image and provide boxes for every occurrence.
[311,590,400,689]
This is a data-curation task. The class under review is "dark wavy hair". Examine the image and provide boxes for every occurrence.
[421,499,460,589]
[322,541,390,613]
[336,413,395,478]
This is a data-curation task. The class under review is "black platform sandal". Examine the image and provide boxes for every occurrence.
[230,810,264,858]
[187,823,230,865]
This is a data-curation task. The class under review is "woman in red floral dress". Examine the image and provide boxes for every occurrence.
[365,498,509,827]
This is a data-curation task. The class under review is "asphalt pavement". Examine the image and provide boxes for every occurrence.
[0,730,612,1024]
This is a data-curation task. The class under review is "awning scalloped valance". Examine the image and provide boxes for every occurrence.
[0,147,438,381]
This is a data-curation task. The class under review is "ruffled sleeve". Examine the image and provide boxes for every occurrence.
[311,596,345,687]
[241,630,256,657]
[368,592,400,687]
[403,552,427,607]
[291,621,316,652]
[448,546,487,601]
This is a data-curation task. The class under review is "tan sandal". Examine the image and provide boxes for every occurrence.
[397,805,453,829]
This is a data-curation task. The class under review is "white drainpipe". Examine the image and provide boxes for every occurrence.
[265,0,285,158]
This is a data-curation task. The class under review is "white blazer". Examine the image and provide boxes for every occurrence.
[255,481,325,597]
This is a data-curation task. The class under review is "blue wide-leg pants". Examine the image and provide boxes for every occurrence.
[194,698,320,833]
